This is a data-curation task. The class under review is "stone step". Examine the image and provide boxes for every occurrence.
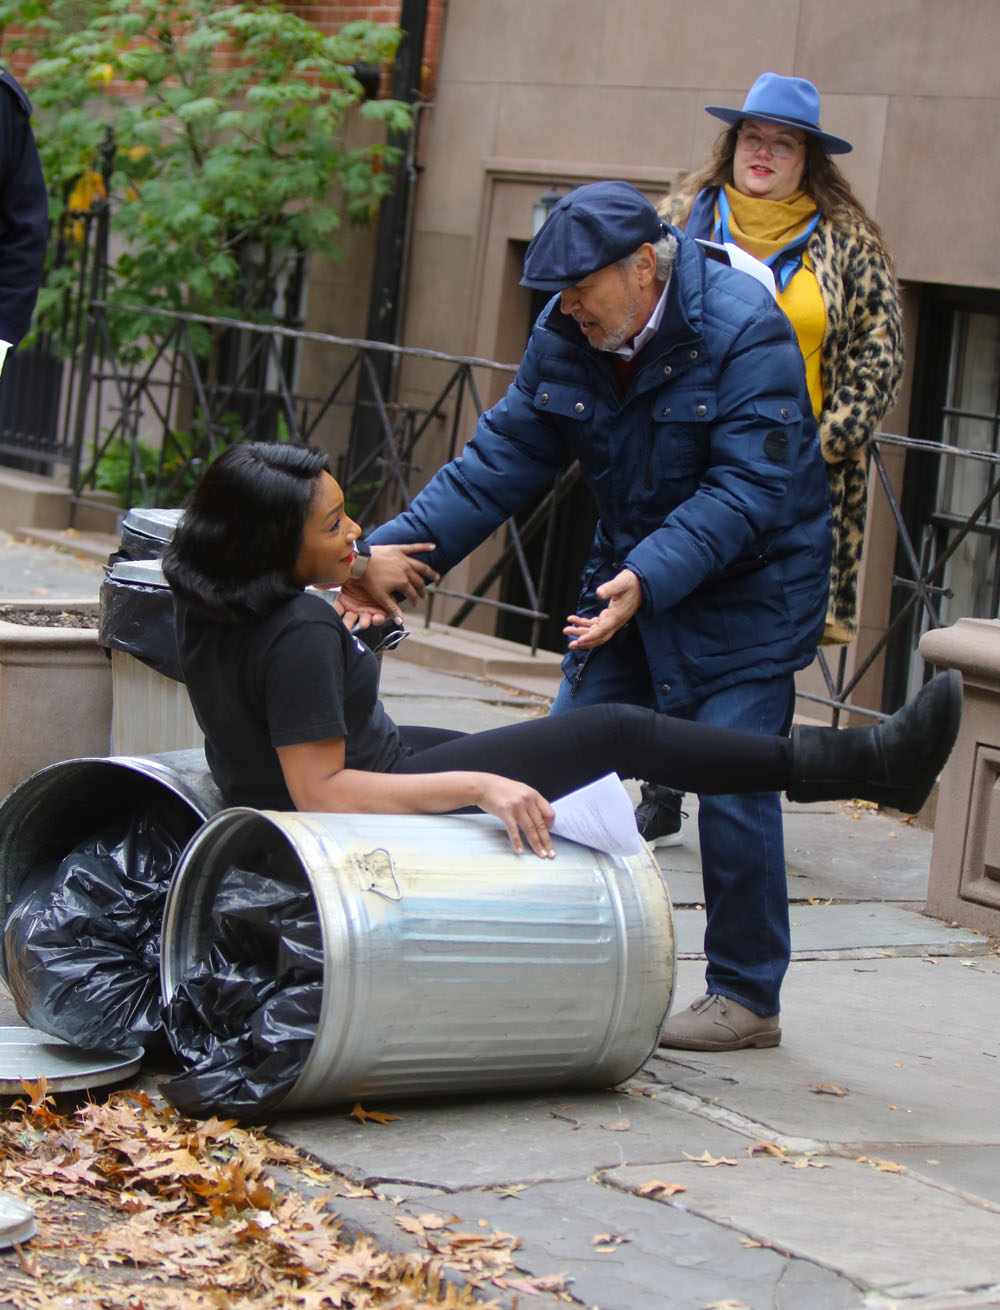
[11,526,118,563]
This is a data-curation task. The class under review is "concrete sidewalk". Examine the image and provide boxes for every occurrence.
[2,531,999,1309]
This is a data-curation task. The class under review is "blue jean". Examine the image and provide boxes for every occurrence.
[551,631,795,1016]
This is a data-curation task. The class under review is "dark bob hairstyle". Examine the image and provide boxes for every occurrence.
[162,442,332,624]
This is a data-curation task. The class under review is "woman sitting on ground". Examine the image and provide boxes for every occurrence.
[162,443,960,861]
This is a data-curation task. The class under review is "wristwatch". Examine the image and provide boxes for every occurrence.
[349,539,372,579]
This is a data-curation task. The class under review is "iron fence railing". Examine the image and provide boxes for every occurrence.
[13,294,995,719]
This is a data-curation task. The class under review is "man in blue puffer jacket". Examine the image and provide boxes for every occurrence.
[363,180,832,1051]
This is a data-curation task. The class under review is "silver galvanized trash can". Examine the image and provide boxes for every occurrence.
[161,808,676,1112]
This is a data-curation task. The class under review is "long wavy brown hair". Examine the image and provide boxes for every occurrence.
[662,123,894,263]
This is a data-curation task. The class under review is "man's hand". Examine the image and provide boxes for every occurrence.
[563,568,642,650]
[336,543,438,628]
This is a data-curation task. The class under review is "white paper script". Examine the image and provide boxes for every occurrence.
[550,772,643,856]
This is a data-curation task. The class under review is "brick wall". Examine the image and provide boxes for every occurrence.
[283,0,446,96]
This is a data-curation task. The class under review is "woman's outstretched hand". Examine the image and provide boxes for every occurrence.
[473,775,556,859]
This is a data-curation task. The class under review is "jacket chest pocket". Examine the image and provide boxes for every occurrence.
[644,391,716,490]
[533,381,596,424]
[533,381,605,476]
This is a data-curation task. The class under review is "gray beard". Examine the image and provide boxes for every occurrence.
[595,320,634,353]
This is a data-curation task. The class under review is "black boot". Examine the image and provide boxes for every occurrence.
[788,669,963,813]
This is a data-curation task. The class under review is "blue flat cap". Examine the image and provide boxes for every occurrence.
[520,181,666,291]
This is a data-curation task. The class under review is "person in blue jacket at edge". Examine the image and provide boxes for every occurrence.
[341,179,834,1053]
[0,67,47,376]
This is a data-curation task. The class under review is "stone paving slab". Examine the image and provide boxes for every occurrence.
[673,901,989,960]
[654,957,1000,1149]
[607,1154,1000,1302]
[387,1176,867,1310]
[886,1145,1000,1208]
[270,1089,754,1193]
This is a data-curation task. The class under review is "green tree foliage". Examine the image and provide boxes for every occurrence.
[0,0,410,335]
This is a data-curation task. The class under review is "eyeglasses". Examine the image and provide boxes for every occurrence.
[371,626,410,656]
[737,128,804,160]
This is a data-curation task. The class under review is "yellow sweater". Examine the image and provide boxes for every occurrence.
[722,185,826,419]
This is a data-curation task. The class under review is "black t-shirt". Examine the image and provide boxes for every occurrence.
[175,592,402,809]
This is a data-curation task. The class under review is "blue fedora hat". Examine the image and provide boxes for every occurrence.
[705,72,852,155]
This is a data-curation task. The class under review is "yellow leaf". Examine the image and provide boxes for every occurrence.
[349,1103,402,1124]
[67,169,108,215]
[870,1158,906,1173]
[683,1149,738,1167]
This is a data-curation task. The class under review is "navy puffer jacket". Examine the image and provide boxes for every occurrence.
[370,229,832,711]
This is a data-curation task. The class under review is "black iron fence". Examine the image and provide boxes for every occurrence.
[4,287,996,720]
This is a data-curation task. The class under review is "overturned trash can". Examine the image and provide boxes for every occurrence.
[0,750,223,1053]
[160,809,676,1120]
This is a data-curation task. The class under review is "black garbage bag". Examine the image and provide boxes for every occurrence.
[3,806,184,1050]
[98,573,184,682]
[161,856,323,1120]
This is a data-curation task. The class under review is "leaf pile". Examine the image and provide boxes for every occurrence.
[0,1081,499,1309]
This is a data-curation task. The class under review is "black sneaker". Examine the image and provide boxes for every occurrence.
[635,783,687,848]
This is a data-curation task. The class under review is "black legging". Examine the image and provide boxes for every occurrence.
[393,703,791,801]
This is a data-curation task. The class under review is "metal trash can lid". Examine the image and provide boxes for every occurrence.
[0,1027,142,1094]
[0,1193,35,1248]
[108,558,168,588]
[121,507,184,544]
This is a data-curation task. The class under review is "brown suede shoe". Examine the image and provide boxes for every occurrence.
[658,994,781,1051]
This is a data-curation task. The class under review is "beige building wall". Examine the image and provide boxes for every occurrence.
[395,0,1000,657]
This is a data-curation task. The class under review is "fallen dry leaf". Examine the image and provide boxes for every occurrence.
[349,1103,403,1124]
[868,1158,906,1173]
[748,1140,786,1159]
[636,1179,686,1197]
[591,1231,631,1252]
[683,1150,738,1167]
[810,1082,848,1096]
[0,1088,503,1308]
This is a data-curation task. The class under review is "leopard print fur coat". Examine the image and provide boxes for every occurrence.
[663,191,904,643]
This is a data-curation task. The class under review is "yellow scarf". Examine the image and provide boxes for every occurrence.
[719,185,826,422]
[721,185,818,261]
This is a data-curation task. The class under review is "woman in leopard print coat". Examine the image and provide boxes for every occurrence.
[659,76,904,646]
